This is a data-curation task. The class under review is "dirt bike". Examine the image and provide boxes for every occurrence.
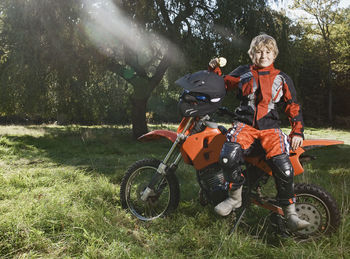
[120,70,342,239]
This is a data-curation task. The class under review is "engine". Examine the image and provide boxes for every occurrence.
[197,164,228,205]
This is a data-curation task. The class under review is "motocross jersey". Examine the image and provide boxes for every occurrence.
[214,63,304,138]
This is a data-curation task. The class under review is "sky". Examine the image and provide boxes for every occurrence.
[270,0,349,19]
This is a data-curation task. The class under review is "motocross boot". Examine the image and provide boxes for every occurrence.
[214,186,242,216]
[283,203,310,231]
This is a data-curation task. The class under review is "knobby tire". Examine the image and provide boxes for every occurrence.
[294,183,341,237]
[120,159,180,221]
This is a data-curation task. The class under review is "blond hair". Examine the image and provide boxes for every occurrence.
[248,34,279,60]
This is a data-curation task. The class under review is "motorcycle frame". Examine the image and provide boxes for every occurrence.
[139,116,343,217]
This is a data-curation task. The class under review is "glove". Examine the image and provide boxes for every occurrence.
[209,58,219,68]
[209,57,227,68]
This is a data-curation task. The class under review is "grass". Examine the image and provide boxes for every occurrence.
[0,124,349,258]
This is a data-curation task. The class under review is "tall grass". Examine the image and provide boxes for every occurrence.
[0,125,349,258]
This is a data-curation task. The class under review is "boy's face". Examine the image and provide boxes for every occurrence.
[253,46,275,68]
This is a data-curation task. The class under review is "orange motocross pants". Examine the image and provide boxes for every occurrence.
[227,122,290,159]
[223,122,295,206]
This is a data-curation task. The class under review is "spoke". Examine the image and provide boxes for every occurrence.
[125,164,171,221]
[149,204,159,217]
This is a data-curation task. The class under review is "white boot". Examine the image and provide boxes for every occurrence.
[283,203,310,231]
[214,186,242,216]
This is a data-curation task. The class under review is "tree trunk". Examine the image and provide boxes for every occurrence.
[328,79,333,124]
[108,54,170,139]
[131,97,148,139]
[327,58,333,125]
[128,57,170,139]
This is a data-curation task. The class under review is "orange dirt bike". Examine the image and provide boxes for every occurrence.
[120,70,342,239]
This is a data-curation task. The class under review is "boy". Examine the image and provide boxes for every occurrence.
[209,34,309,231]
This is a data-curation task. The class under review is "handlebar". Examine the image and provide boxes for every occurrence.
[215,107,237,135]
[189,107,235,135]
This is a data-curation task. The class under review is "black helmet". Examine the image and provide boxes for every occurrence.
[176,70,226,117]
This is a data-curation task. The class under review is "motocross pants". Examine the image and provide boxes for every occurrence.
[224,122,295,206]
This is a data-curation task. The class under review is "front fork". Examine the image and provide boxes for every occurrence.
[140,118,194,201]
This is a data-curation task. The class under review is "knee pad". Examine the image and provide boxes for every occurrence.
[219,142,244,169]
[269,153,294,183]
[269,153,295,205]
[219,142,244,187]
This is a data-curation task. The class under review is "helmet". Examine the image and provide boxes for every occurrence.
[176,70,226,117]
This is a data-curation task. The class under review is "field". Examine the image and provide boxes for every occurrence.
[0,124,349,258]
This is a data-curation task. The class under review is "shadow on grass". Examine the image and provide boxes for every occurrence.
[0,125,172,183]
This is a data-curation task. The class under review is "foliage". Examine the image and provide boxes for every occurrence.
[0,124,349,258]
[0,0,349,132]
[0,0,130,125]
[291,0,350,124]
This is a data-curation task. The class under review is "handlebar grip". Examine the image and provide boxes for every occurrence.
[218,125,228,135]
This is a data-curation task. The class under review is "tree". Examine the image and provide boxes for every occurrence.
[0,0,131,124]
[292,0,340,123]
[82,0,218,138]
[3,0,321,131]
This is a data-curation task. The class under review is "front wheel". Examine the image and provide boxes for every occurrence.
[293,183,341,238]
[120,159,180,221]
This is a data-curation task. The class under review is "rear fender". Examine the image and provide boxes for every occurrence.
[138,130,177,143]
[290,139,344,175]
[245,139,344,176]
[301,139,344,150]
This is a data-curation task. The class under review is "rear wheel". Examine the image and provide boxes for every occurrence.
[120,159,180,221]
[293,183,341,238]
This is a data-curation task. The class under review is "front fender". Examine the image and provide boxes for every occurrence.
[138,130,177,143]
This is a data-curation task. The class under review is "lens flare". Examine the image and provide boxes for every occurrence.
[82,0,183,65]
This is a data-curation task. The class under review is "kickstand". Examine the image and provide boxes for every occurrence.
[228,206,247,235]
